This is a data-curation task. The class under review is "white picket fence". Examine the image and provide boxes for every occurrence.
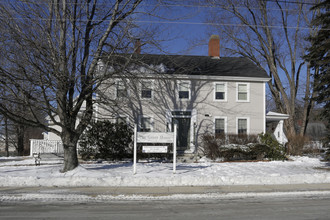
[30,139,64,156]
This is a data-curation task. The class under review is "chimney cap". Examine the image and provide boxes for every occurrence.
[210,34,220,40]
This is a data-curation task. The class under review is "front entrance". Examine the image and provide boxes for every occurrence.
[171,111,191,151]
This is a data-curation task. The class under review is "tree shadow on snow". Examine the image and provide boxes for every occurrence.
[84,162,133,170]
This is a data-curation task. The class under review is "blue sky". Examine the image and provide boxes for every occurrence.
[135,2,210,56]
[134,0,316,102]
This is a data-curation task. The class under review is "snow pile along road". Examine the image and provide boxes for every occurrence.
[0,156,329,187]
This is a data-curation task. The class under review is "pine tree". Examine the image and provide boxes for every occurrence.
[305,0,330,154]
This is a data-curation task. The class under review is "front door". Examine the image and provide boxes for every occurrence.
[172,117,191,151]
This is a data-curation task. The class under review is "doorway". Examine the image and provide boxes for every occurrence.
[171,111,191,151]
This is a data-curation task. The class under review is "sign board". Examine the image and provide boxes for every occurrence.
[142,146,168,153]
[137,132,174,143]
[133,124,177,174]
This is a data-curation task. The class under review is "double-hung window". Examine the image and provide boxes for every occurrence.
[215,118,226,135]
[140,116,153,132]
[141,81,152,99]
[237,83,249,102]
[116,80,128,99]
[178,82,190,99]
[237,118,248,134]
[215,83,226,101]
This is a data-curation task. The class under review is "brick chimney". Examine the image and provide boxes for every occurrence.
[134,39,141,54]
[208,35,220,58]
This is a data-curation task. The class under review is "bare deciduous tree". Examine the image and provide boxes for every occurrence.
[205,0,319,139]
[0,0,145,172]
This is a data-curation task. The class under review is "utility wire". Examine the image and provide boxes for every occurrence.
[0,0,317,11]
[1,15,328,31]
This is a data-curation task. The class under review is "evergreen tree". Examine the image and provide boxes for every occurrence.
[305,0,330,152]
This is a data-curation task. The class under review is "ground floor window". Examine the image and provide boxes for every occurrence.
[215,118,225,135]
[237,118,248,134]
[139,116,153,132]
[116,116,128,124]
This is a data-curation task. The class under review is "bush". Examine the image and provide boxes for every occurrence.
[286,134,310,156]
[79,120,133,160]
[213,133,258,145]
[202,133,286,161]
[258,133,286,160]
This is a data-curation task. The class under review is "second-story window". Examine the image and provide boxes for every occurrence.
[237,83,249,101]
[141,81,152,99]
[116,80,127,99]
[215,83,226,101]
[178,82,190,99]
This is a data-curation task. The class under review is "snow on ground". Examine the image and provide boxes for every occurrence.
[0,156,329,187]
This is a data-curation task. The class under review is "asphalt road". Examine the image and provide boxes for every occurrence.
[1,193,330,220]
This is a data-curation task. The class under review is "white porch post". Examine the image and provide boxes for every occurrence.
[279,120,284,145]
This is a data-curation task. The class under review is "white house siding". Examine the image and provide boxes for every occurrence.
[98,76,267,153]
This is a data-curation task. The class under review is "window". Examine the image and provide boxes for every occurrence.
[237,118,248,134]
[237,83,249,101]
[215,118,225,135]
[116,80,127,99]
[178,82,190,99]
[140,116,153,132]
[215,83,226,101]
[141,81,152,99]
[116,116,128,124]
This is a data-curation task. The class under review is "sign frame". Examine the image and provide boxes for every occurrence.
[133,124,177,174]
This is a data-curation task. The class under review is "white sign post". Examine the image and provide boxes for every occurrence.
[173,123,177,174]
[133,123,177,174]
[133,124,138,175]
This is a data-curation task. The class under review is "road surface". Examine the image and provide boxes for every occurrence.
[1,192,329,219]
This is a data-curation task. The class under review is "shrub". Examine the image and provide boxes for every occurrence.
[286,134,310,156]
[79,120,133,160]
[202,133,286,161]
[258,133,286,160]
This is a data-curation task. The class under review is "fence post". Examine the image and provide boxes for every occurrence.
[30,139,34,157]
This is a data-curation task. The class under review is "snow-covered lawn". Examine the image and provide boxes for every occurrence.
[0,156,329,187]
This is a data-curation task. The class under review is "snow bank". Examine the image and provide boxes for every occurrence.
[0,156,329,187]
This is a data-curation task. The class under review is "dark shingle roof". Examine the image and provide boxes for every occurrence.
[107,54,269,79]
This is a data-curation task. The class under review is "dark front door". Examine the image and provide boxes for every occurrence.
[172,117,191,151]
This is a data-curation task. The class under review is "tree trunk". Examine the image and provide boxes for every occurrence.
[16,124,25,156]
[5,117,9,157]
[61,141,79,172]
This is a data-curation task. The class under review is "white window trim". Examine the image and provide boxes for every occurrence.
[214,116,227,134]
[140,80,154,100]
[236,117,250,135]
[115,79,130,99]
[138,115,154,132]
[236,82,250,102]
[213,82,227,102]
[177,80,191,100]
